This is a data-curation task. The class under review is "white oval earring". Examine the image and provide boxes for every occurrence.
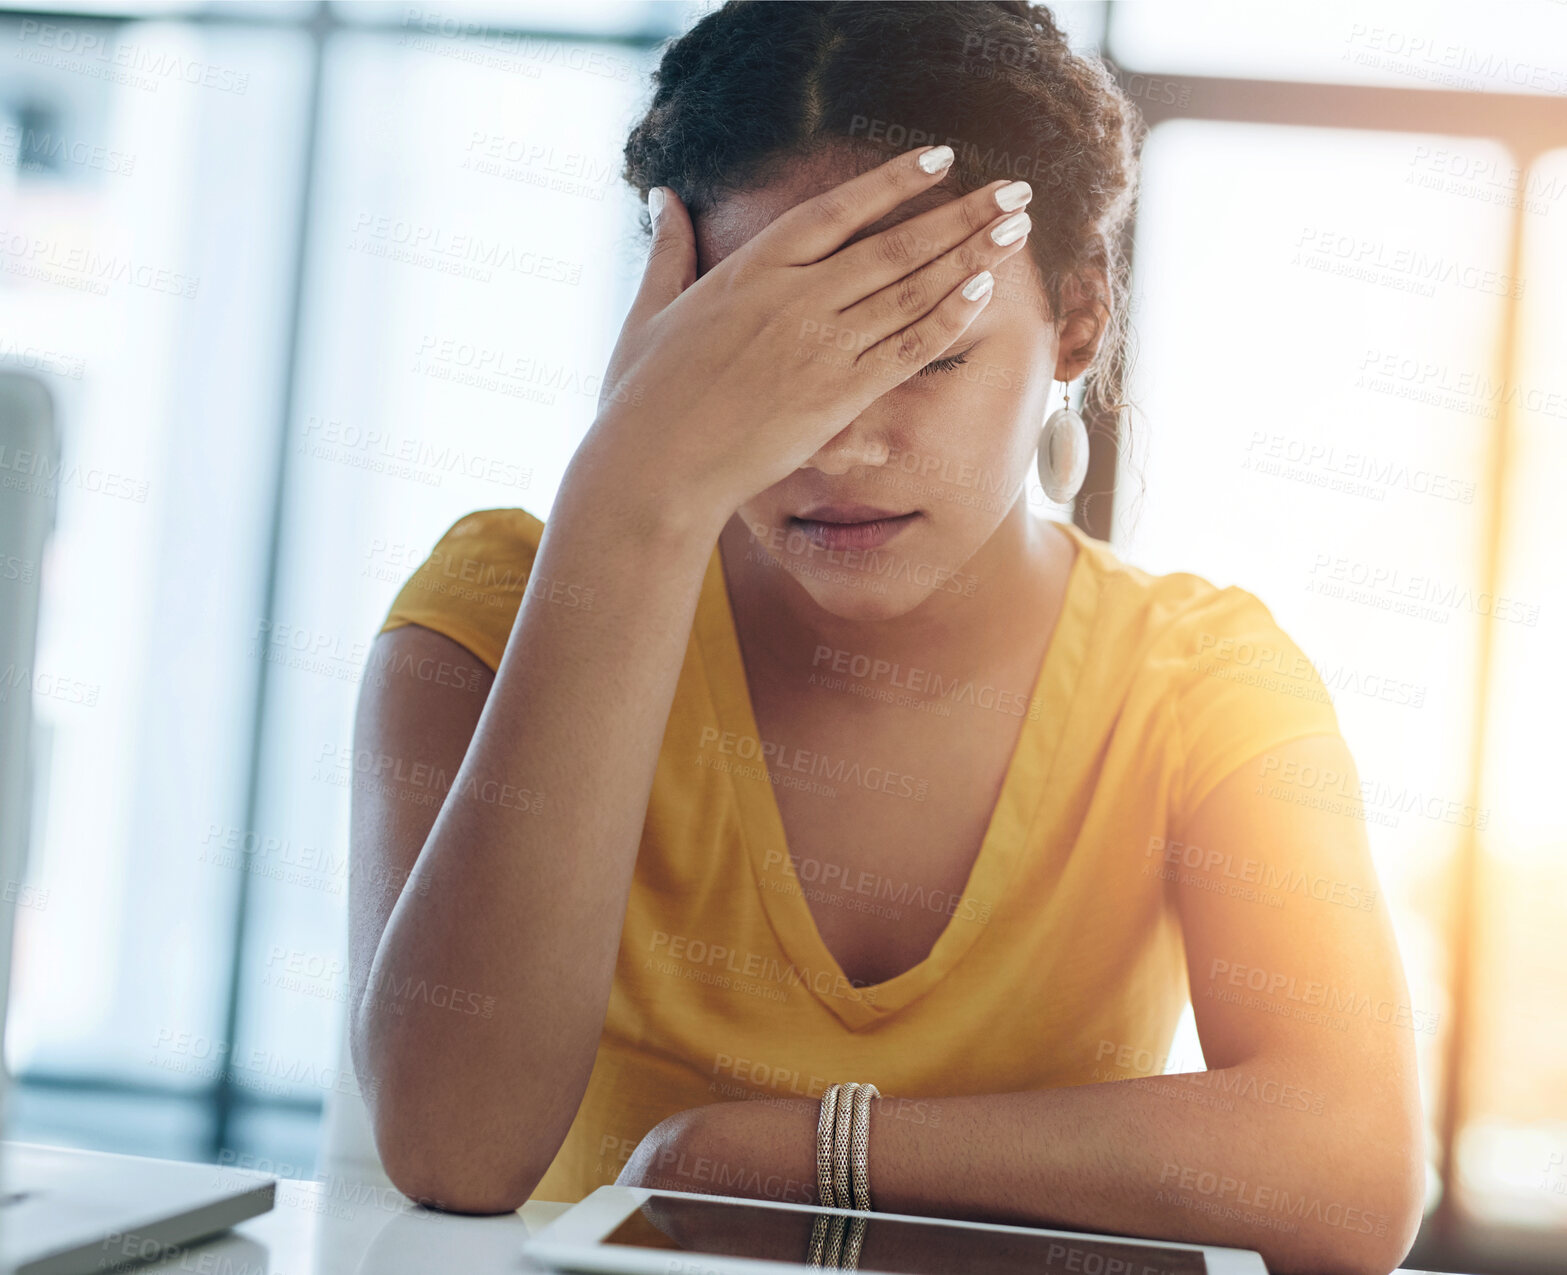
[1037,377,1090,505]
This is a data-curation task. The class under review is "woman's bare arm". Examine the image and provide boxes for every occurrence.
[348,441,723,1213]
[349,145,1039,1213]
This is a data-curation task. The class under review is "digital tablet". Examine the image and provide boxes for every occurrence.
[522,1185,1269,1275]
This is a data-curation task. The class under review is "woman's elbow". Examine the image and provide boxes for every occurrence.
[1359,1149,1426,1275]
[374,1120,542,1216]
[1310,1123,1427,1275]
[350,1009,542,1213]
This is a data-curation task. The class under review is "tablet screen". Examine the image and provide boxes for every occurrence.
[603,1194,1208,1275]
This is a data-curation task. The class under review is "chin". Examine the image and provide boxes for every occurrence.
[794,577,938,622]
[740,510,982,620]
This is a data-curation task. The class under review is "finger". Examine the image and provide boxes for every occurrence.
[823,178,1032,308]
[752,144,957,267]
[854,268,996,386]
[838,206,1031,348]
[627,187,697,325]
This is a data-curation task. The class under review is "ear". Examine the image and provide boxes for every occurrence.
[1053,264,1111,383]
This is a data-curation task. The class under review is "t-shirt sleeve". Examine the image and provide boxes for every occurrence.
[377,508,542,672]
[1161,585,1344,830]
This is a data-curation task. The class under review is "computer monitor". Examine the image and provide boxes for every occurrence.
[0,369,59,1124]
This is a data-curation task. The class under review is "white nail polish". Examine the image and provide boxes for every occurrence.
[961,271,994,301]
[990,211,1030,246]
[917,145,954,175]
[995,181,1032,211]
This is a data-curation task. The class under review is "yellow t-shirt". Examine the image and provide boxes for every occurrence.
[377,507,1342,1205]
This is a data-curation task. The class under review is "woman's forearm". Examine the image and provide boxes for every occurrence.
[355,422,728,1211]
[868,1066,1420,1275]
[643,1058,1422,1275]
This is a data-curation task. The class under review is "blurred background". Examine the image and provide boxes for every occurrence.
[0,1,1562,1271]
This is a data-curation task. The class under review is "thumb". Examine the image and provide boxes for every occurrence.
[629,186,697,323]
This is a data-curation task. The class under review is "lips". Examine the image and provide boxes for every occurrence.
[788,506,921,552]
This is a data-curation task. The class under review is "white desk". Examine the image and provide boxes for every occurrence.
[31,1147,1454,1275]
[126,1173,572,1274]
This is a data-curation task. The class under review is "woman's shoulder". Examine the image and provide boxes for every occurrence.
[375,506,548,672]
[1057,519,1291,664]
[1057,522,1343,824]
[439,505,546,558]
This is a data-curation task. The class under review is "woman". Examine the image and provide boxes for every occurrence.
[347,4,1424,1273]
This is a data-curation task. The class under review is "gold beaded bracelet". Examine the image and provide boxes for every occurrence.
[807,1081,881,1270]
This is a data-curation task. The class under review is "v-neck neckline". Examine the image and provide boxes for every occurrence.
[693,518,1102,1030]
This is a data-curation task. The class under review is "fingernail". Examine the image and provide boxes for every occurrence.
[917,145,954,175]
[961,270,994,301]
[648,186,666,226]
[995,180,1032,211]
[990,211,1030,246]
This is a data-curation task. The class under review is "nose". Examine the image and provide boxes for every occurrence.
[800,416,891,476]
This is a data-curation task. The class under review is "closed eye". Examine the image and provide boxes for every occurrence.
[916,348,972,377]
